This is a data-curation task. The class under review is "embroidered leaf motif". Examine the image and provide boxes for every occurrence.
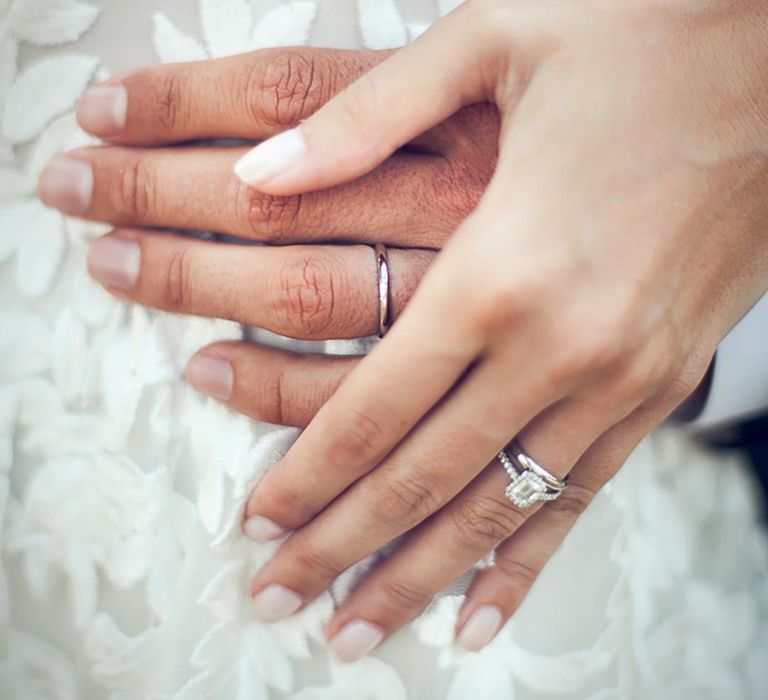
[0,388,18,474]
[0,36,18,103]
[15,202,65,298]
[250,2,317,50]
[9,0,99,46]
[52,309,88,403]
[0,199,33,261]
[0,167,29,201]
[357,0,407,50]
[288,656,410,700]
[200,0,253,58]
[0,37,18,162]
[0,136,15,164]
[0,313,52,380]
[2,54,98,144]
[71,264,117,327]
[152,12,207,63]
[4,631,82,699]
[407,23,429,41]
[448,653,514,700]
[27,112,91,183]
[438,0,464,15]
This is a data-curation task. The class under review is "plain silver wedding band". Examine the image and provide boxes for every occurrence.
[375,243,392,338]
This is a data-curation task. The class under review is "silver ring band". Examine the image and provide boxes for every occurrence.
[498,439,568,508]
[375,244,391,338]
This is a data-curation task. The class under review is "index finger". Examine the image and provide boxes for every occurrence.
[76,48,385,145]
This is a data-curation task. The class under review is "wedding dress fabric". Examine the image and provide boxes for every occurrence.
[1,1,767,698]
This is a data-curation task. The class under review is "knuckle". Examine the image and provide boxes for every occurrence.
[547,483,594,523]
[155,71,183,131]
[265,480,303,517]
[245,50,331,127]
[579,333,627,374]
[468,282,528,336]
[231,178,304,240]
[323,406,384,466]
[451,495,526,550]
[259,364,289,425]
[164,245,194,309]
[493,556,539,594]
[374,467,441,527]
[379,578,429,612]
[274,253,337,337]
[294,546,343,584]
[615,353,669,401]
[551,333,628,386]
[461,258,543,336]
[115,154,153,219]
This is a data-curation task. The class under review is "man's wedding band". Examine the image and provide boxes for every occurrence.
[375,243,391,338]
[498,440,568,509]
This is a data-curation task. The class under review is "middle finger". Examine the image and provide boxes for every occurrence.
[38,146,461,247]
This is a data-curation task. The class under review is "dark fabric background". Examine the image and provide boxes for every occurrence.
[707,414,768,519]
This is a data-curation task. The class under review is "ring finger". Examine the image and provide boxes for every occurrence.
[319,392,651,660]
[88,230,434,339]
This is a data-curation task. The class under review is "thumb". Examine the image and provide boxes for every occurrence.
[234,2,521,196]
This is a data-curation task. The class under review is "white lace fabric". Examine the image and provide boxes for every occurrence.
[1,2,767,699]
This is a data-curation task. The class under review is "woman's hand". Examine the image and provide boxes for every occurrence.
[229,0,768,659]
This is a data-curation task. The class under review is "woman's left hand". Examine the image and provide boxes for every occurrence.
[236,0,768,659]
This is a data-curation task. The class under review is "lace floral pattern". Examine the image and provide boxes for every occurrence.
[1,1,767,699]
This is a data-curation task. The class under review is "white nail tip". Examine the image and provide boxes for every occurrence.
[252,584,302,623]
[457,605,503,652]
[243,515,286,542]
[329,620,385,663]
[234,128,306,186]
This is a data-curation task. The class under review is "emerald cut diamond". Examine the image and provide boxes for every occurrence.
[504,471,549,508]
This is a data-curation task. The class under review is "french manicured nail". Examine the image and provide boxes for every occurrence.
[329,620,385,663]
[252,584,302,623]
[87,237,140,291]
[186,354,233,401]
[38,156,93,215]
[77,84,128,134]
[234,128,306,186]
[243,514,286,542]
[456,605,503,652]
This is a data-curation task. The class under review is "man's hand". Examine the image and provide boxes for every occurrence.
[38,48,498,345]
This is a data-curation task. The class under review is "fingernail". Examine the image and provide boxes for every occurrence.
[234,128,306,186]
[38,156,93,215]
[243,515,287,542]
[186,354,233,401]
[252,584,303,623]
[88,237,140,291]
[77,84,128,135]
[329,620,385,663]
[456,605,503,652]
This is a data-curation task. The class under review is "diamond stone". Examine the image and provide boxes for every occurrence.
[505,471,549,508]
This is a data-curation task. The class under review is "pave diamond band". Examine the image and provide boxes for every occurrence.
[498,441,568,509]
